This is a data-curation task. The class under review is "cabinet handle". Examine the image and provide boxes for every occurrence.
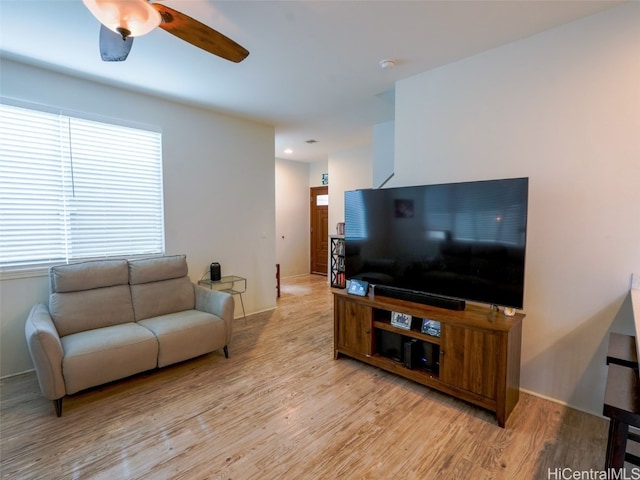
[365,329,370,334]
[440,350,445,355]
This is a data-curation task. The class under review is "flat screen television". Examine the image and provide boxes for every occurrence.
[344,177,529,309]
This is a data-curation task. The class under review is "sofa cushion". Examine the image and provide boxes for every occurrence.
[138,310,226,368]
[130,277,195,322]
[48,259,135,337]
[50,285,135,337]
[128,255,188,285]
[128,255,195,321]
[61,323,158,395]
[50,259,129,293]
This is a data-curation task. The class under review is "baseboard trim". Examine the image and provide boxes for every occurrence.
[237,305,275,319]
[520,387,603,419]
[1,368,35,381]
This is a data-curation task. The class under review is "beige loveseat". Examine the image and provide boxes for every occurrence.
[25,255,234,416]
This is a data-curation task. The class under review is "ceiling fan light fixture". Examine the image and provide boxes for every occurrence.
[82,0,161,38]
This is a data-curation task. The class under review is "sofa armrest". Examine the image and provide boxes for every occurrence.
[194,285,235,345]
[24,304,66,400]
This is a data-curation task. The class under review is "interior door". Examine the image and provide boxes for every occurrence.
[310,186,329,275]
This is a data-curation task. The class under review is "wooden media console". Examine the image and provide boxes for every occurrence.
[333,289,524,427]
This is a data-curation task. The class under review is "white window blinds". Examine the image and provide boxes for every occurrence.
[0,102,164,271]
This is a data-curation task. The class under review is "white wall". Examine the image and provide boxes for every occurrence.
[275,158,310,277]
[0,59,276,377]
[309,161,328,188]
[373,120,395,188]
[393,3,640,414]
[328,145,373,235]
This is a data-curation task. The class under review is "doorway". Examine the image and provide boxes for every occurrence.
[310,186,328,275]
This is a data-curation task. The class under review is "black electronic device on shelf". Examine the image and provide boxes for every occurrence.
[376,329,404,362]
[403,339,439,373]
[375,285,465,310]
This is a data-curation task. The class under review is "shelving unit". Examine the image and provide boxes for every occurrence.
[330,235,345,288]
[333,288,524,427]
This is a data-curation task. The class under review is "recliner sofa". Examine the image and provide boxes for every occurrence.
[25,254,234,416]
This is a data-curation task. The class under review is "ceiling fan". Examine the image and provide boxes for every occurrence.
[82,0,249,63]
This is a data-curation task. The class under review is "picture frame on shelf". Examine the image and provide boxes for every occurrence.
[391,311,412,330]
[347,279,369,297]
[421,319,441,337]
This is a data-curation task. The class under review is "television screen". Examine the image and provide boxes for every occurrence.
[344,177,528,309]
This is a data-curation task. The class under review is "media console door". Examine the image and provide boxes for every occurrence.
[440,324,499,400]
[334,296,372,359]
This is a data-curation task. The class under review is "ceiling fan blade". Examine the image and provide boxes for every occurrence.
[99,24,133,62]
[152,4,249,63]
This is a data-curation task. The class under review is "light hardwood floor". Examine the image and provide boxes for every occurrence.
[1,275,608,479]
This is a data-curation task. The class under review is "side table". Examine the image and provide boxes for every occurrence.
[198,275,247,321]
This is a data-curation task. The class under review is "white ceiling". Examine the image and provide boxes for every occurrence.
[0,0,623,162]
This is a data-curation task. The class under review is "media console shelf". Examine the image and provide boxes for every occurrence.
[333,289,524,427]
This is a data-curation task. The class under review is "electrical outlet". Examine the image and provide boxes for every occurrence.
[632,273,640,290]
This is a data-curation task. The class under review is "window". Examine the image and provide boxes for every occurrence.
[0,101,164,274]
[316,194,329,206]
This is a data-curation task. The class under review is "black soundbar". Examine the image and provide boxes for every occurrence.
[373,285,466,311]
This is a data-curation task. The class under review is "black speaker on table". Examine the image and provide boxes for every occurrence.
[210,262,221,281]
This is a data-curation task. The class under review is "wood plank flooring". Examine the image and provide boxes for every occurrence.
[1,275,609,479]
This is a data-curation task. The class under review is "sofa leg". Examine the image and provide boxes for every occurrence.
[53,398,63,417]
[223,345,229,358]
